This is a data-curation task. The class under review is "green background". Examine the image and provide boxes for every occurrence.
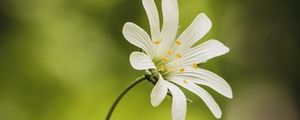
[0,0,299,120]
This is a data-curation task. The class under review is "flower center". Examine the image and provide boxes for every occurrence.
[152,39,200,79]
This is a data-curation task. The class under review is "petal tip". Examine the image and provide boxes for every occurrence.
[150,99,160,107]
[224,45,230,53]
[123,22,135,30]
[198,13,212,27]
[226,85,233,99]
[122,22,133,34]
[129,52,155,70]
[129,52,140,70]
[216,113,222,119]
[209,39,230,54]
[226,92,233,99]
[213,109,222,119]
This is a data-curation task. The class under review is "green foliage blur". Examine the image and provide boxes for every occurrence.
[0,0,299,120]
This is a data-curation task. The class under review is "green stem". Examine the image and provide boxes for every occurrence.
[105,76,147,120]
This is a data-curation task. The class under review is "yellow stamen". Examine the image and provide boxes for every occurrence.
[183,80,188,83]
[159,65,165,72]
[153,40,161,44]
[167,50,174,55]
[161,57,169,62]
[179,67,185,72]
[175,39,182,45]
[192,63,198,69]
[176,53,182,58]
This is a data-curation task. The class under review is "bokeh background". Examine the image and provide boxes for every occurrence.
[0,0,299,120]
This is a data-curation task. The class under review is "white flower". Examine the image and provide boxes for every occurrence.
[122,0,232,119]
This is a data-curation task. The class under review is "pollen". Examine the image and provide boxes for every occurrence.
[179,67,185,72]
[175,39,182,45]
[159,65,165,72]
[192,63,198,69]
[153,40,161,44]
[176,53,182,58]
[167,50,174,55]
[183,79,188,84]
[161,57,169,62]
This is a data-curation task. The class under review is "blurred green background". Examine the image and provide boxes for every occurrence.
[0,0,299,120]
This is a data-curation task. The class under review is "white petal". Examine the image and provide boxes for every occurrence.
[159,0,179,53]
[129,51,156,70]
[123,22,153,55]
[150,75,168,107]
[164,81,187,120]
[171,79,222,119]
[170,68,233,98]
[180,40,230,65]
[175,13,212,52]
[142,0,160,40]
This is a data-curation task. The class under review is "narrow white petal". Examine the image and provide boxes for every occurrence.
[175,13,212,52]
[123,22,153,55]
[142,0,160,40]
[164,81,187,120]
[171,79,222,119]
[170,68,233,98]
[159,0,179,53]
[151,75,168,107]
[180,40,230,65]
[129,51,156,70]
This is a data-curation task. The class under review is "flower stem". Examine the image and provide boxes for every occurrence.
[105,75,147,120]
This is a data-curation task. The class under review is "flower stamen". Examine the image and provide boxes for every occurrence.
[159,65,165,72]
[183,80,188,84]
[167,50,173,55]
[175,39,182,45]
[161,57,169,62]
[179,67,185,72]
[176,53,182,59]
[192,63,199,69]
[153,40,161,44]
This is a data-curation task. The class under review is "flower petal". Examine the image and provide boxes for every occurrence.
[142,0,160,40]
[174,13,212,53]
[164,81,187,120]
[180,40,229,65]
[123,22,153,55]
[129,51,156,70]
[171,79,222,119]
[159,0,179,53]
[150,75,168,107]
[170,68,233,98]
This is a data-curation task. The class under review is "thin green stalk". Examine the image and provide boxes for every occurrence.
[105,76,147,120]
